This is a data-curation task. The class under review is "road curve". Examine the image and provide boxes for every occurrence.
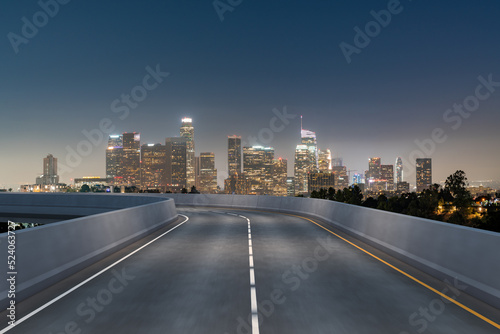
[1,208,499,334]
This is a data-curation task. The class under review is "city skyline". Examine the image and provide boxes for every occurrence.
[3,114,499,191]
[2,1,500,189]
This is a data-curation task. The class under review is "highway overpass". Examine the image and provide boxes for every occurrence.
[0,193,499,333]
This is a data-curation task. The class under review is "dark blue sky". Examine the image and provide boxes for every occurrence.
[1,0,500,189]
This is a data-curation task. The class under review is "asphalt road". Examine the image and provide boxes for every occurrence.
[1,208,499,333]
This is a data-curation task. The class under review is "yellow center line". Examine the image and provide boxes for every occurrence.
[221,207,500,330]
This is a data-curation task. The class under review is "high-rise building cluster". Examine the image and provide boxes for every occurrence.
[224,141,287,196]
[20,117,435,196]
[105,118,217,193]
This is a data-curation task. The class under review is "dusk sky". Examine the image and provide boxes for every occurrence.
[1,0,499,189]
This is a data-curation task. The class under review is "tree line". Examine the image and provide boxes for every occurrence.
[310,170,500,233]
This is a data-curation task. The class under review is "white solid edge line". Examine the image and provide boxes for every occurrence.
[0,215,190,334]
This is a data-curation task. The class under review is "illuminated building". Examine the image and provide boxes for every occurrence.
[380,164,394,191]
[416,158,432,192]
[224,173,249,195]
[74,177,112,192]
[331,166,349,190]
[180,117,195,189]
[397,181,410,193]
[318,149,332,172]
[294,118,320,196]
[352,173,363,185]
[165,137,187,192]
[106,135,123,179]
[228,135,242,175]
[286,177,295,197]
[396,157,403,184]
[35,154,59,185]
[141,143,168,191]
[271,158,288,196]
[20,183,68,193]
[198,152,217,194]
[243,146,274,195]
[294,145,311,195]
[120,132,141,186]
[308,172,335,194]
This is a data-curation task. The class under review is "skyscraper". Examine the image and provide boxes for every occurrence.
[243,146,274,195]
[294,144,311,195]
[166,137,188,191]
[228,135,242,175]
[367,157,381,180]
[36,154,59,185]
[396,157,403,184]
[180,118,195,189]
[380,164,394,191]
[318,149,332,172]
[106,134,123,179]
[331,166,349,190]
[198,152,217,194]
[271,158,288,196]
[120,133,141,186]
[294,118,320,196]
[141,143,168,191]
[416,158,432,193]
[308,172,335,194]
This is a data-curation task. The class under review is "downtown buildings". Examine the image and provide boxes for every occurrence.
[105,118,217,193]
[416,158,432,193]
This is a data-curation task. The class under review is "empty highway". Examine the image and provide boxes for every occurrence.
[1,208,499,333]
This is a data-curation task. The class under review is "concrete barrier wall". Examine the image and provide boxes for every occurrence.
[0,194,177,308]
[165,193,500,309]
[0,193,169,219]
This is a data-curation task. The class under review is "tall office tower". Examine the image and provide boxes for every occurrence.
[286,177,295,197]
[120,133,141,186]
[180,118,195,189]
[367,157,381,180]
[224,173,249,195]
[396,157,403,184]
[318,149,332,172]
[300,129,319,169]
[381,164,394,191]
[106,134,123,179]
[165,137,188,192]
[331,166,349,190]
[308,172,335,194]
[271,158,288,196]
[294,145,310,195]
[198,152,217,194]
[243,146,274,195]
[228,135,242,175]
[140,143,168,191]
[294,118,320,195]
[416,158,432,193]
[36,154,60,185]
[332,158,343,167]
[194,156,201,189]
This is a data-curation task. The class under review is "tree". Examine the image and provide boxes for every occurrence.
[80,184,91,192]
[347,185,363,205]
[327,187,336,201]
[8,188,12,192]
[334,189,345,202]
[445,170,472,214]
